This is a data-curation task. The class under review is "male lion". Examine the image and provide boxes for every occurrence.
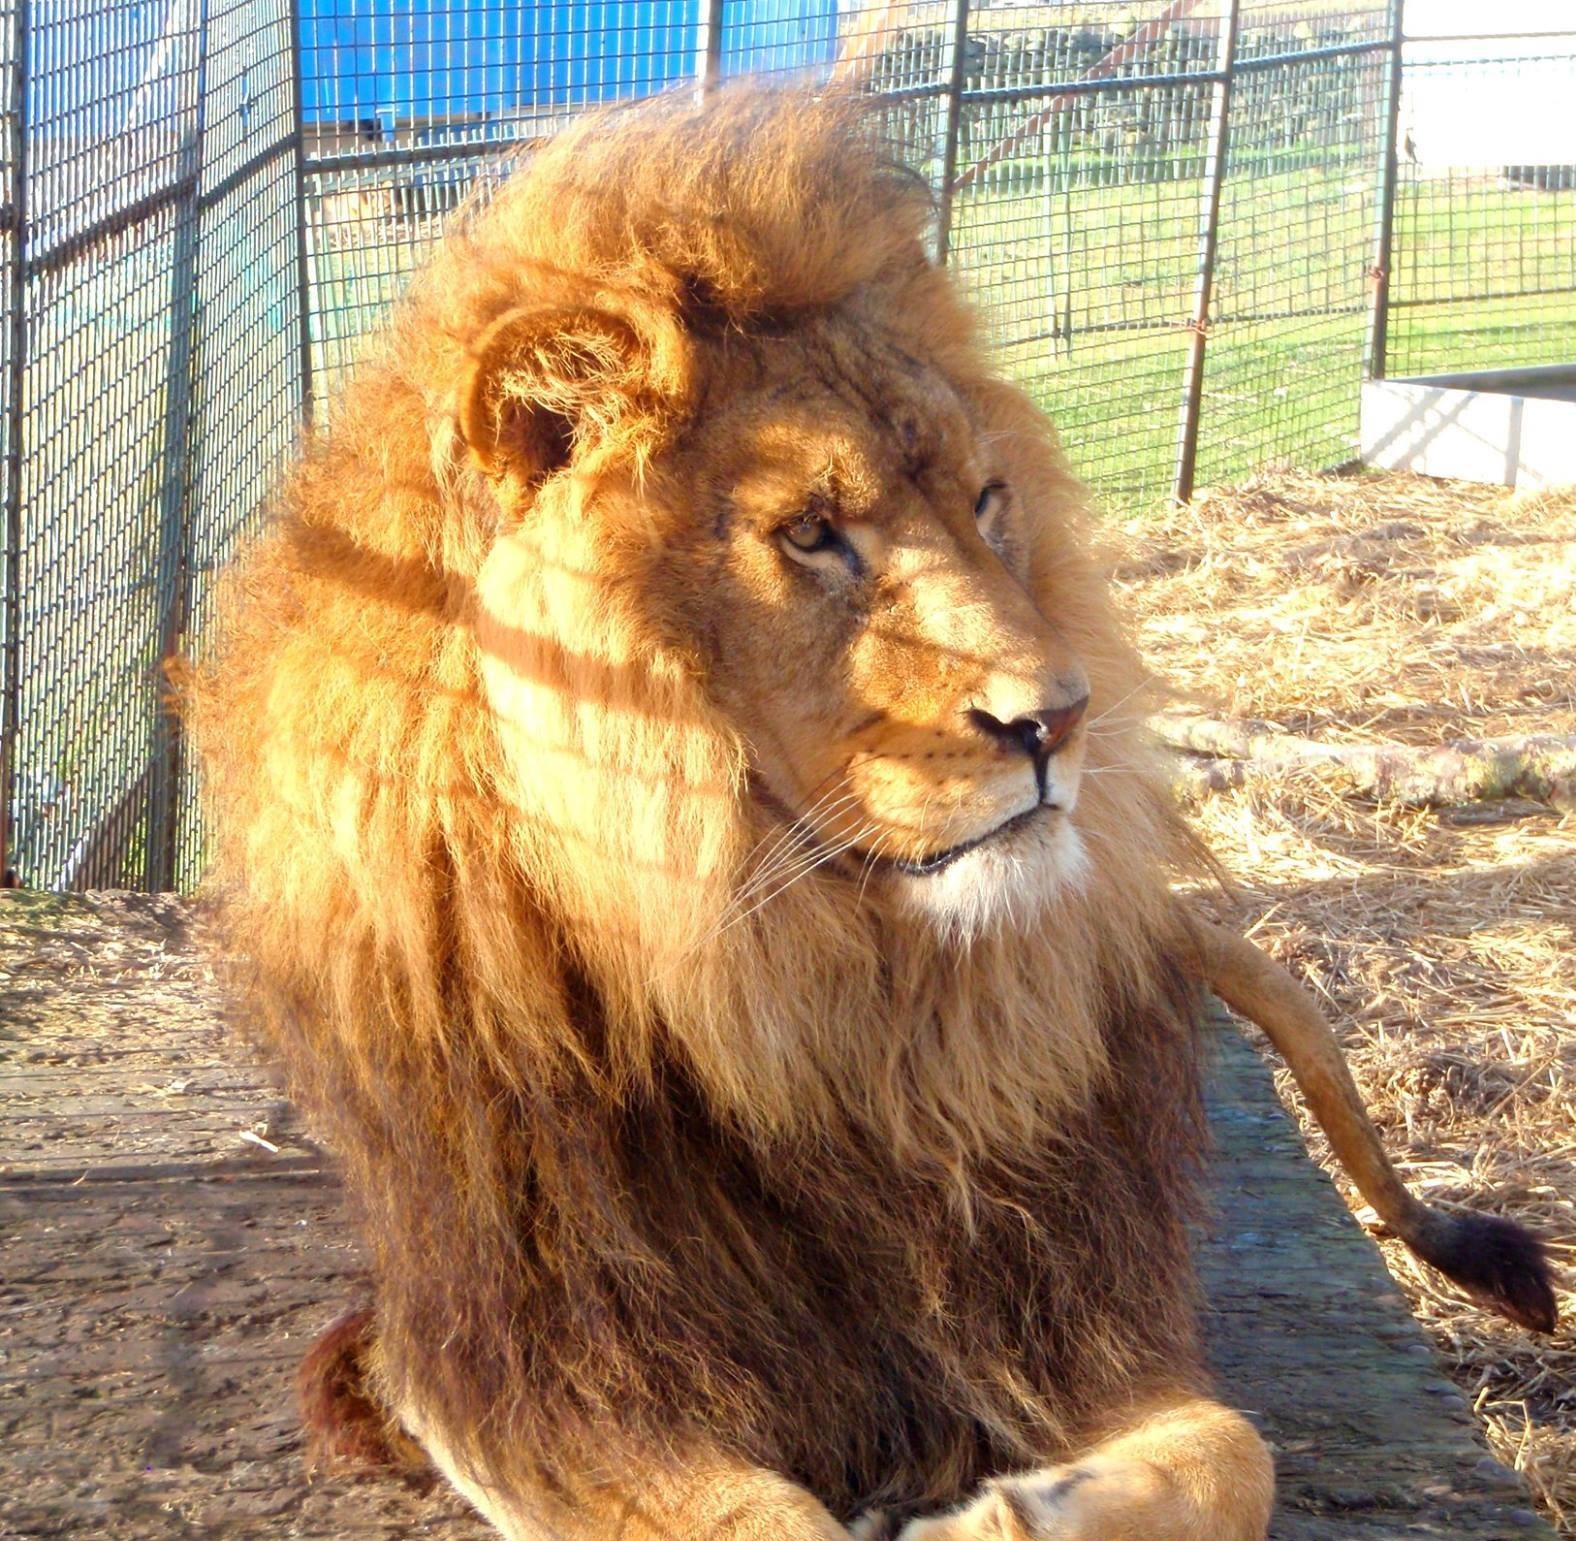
[187,89,1554,1541]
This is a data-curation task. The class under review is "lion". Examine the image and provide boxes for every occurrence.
[184,88,1555,1541]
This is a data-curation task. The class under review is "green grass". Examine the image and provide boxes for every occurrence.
[947,162,1576,510]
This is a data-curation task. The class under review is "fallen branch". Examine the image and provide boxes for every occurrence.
[1155,715,1576,812]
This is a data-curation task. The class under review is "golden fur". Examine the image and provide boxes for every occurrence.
[188,88,1267,1535]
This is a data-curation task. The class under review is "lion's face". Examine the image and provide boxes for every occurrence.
[644,317,1094,930]
[463,270,1129,940]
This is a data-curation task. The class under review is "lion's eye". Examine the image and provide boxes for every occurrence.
[975,481,1009,523]
[779,515,837,554]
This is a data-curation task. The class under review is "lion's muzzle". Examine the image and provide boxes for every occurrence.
[966,693,1089,807]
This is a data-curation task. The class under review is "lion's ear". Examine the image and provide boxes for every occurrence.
[457,305,649,484]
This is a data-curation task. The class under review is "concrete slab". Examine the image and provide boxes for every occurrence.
[1361,365,1576,490]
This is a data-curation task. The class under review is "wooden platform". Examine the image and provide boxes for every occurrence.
[0,891,1555,1539]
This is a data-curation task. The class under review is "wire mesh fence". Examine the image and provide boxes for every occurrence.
[0,0,1572,891]
[1386,30,1576,379]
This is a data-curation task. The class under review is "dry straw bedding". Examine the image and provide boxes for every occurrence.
[1112,469,1576,1532]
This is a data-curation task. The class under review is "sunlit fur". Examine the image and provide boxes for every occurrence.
[186,88,1213,1526]
[893,818,1093,938]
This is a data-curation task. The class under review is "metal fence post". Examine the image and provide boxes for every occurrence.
[695,0,725,91]
[289,0,315,426]
[0,0,27,883]
[1172,0,1241,505]
[934,0,972,266]
[145,0,212,891]
[1364,0,1405,382]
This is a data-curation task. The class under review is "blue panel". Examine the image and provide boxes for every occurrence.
[296,0,839,126]
[722,0,836,77]
[529,0,696,106]
[301,0,528,128]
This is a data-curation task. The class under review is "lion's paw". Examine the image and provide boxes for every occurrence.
[894,1459,1176,1541]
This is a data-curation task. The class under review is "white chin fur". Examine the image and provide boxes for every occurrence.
[891,815,1089,940]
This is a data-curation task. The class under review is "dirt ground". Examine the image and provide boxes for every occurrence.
[1112,469,1576,1534]
[1,887,1554,1539]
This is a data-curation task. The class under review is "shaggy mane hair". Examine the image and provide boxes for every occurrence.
[187,88,1209,1522]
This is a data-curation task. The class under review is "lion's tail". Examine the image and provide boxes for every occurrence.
[296,1305,435,1475]
[1196,919,1558,1335]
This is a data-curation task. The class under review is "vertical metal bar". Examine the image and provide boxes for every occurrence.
[289,0,315,424]
[695,0,725,91]
[0,0,28,884]
[145,0,211,891]
[1172,0,1241,505]
[934,0,972,265]
[1364,0,1405,382]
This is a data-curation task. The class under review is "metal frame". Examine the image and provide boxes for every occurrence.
[0,0,25,884]
[933,0,971,266]
[145,0,213,891]
[1171,0,1240,505]
[1363,0,1405,384]
[695,0,725,92]
[289,0,316,427]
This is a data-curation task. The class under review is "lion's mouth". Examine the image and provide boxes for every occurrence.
[748,779,1063,881]
[857,801,1056,877]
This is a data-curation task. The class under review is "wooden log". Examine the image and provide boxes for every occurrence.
[1156,714,1576,811]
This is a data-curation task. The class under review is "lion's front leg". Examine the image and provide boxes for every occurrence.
[405,1398,852,1541]
[897,1397,1273,1541]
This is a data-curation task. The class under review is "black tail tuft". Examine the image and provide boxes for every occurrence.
[297,1305,434,1476]
[1405,1210,1558,1334]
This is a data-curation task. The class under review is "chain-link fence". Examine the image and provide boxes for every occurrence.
[1,0,1572,891]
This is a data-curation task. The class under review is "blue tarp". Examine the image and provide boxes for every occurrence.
[298,0,839,130]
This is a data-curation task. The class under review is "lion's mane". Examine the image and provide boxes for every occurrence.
[188,89,1208,1520]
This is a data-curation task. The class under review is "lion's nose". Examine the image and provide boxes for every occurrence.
[967,695,1089,761]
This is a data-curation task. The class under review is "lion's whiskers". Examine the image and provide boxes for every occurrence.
[739,767,850,871]
[686,799,878,958]
[737,780,860,900]
[854,827,899,911]
[737,798,864,905]
[1083,675,1156,734]
[712,820,883,939]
